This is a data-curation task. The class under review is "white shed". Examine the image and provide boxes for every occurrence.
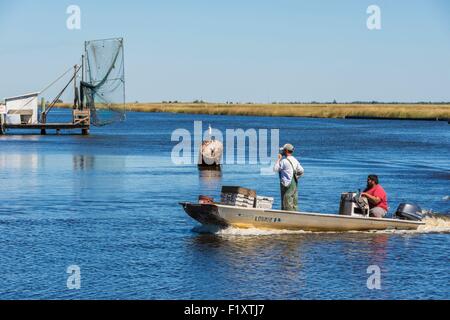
[4,92,40,125]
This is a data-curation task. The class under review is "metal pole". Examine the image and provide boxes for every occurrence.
[45,66,81,117]
[73,64,78,110]
[121,39,126,120]
[81,55,85,83]
[81,55,85,111]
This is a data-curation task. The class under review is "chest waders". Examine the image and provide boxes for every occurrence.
[280,158,299,212]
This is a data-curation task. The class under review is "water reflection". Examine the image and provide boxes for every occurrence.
[368,234,389,266]
[183,232,394,298]
[0,153,39,170]
[73,155,95,171]
[183,233,305,297]
[198,167,222,193]
[187,232,391,271]
[0,135,40,142]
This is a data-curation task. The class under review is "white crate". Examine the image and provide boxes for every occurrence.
[255,196,274,209]
[256,203,273,210]
[221,192,255,208]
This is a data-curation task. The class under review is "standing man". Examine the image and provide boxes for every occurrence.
[362,175,389,218]
[274,144,305,212]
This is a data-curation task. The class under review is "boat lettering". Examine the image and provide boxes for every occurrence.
[255,216,282,223]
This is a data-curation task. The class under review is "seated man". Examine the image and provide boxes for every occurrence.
[362,175,389,218]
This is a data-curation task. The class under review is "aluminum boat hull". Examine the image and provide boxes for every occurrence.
[180,203,424,232]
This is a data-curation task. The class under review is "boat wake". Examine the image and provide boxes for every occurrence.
[371,214,450,235]
[192,225,313,236]
[192,213,450,236]
[416,213,450,234]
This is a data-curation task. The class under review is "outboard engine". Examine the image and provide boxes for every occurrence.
[395,204,423,221]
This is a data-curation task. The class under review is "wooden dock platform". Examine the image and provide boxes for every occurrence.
[1,123,89,135]
[1,109,91,135]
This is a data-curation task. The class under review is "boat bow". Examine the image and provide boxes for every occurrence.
[180,203,229,228]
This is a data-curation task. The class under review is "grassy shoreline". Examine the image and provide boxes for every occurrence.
[56,103,450,120]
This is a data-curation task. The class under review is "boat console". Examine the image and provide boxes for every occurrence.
[339,192,370,217]
[339,192,424,221]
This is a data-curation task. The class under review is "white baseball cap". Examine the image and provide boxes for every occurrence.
[280,144,295,152]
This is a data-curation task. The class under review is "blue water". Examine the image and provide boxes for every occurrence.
[0,111,449,300]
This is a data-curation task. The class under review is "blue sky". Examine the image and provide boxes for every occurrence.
[1,0,449,102]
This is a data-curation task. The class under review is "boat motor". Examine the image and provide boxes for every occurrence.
[395,204,423,221]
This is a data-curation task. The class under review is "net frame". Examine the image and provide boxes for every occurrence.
[82,37,126,126]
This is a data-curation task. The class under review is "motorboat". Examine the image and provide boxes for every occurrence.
[180,191,425,232]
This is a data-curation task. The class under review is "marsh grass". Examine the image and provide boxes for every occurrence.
[56,103,450,119]
[125,103,450,119]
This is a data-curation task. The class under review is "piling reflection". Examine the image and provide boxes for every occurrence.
[198,167,222,193]
[73,155,95,171]
[70,155,131,201]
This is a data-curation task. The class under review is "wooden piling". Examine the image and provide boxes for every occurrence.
[40,98,46,135]
[0,113,4,135]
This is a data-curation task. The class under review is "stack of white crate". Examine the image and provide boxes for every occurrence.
[221,186,256,208]
[255,196,275,210]
[221,193,255,208]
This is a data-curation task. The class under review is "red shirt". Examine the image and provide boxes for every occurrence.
[365,185,388,211]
